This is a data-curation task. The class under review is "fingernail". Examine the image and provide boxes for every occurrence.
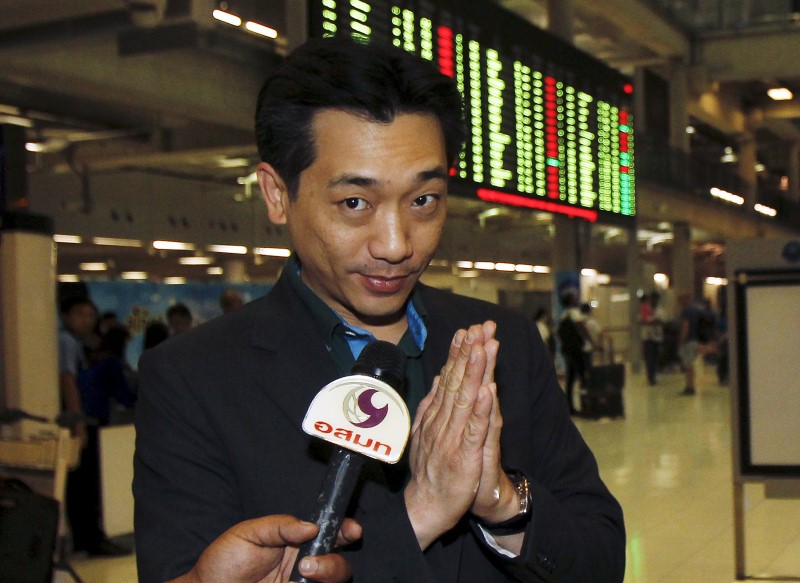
[466,329,476,344]
[300,558,317,573]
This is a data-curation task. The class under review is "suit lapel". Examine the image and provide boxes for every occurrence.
[248,275,340,434]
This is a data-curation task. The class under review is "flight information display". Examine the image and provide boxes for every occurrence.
[308,0,635,223]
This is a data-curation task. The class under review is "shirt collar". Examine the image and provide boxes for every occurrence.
[283,253,427,357]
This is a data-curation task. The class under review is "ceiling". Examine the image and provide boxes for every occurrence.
[1,0,798,284]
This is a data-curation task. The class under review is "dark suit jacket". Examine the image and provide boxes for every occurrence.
[133,274,625,582]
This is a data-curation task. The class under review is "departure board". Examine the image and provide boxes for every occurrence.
[308,0,636,223]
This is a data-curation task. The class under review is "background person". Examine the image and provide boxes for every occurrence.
[166,303,193,336]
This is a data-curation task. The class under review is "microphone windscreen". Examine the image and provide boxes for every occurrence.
[350,340,407,392]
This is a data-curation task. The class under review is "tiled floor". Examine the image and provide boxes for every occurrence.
[66,362,800,582]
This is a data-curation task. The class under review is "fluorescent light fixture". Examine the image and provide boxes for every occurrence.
[163,277,186,285]
[79,262,108,271]
[654,273,669,284]
[581,268,598,277]
[92,237,142,247]
[474,261,496,271]
[754,163,766,173]
[121,271,148,280]
[212,9,242,26]
[25,142,46,152]
[515,264,535,273]
[456,261,474,269]
[754,203,777,217]
[153,240,196,251]
[767,87,793,101]
[611,292,630,302]
[705,277,728,286]
[179,256,213,265]
[244,21,278,38]
[596,274,611,285]
[0,114,33,127]
[58,274,80,282]
[533,265,551,274]
[710,187,744,205]
[54,234,82,244]
[495,262,515,272]
[208,244,248,255]
[207,267,224,275]
[216,157,250,168]
[254,247,291,257]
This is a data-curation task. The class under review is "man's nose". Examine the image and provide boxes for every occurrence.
[368,210,412,264]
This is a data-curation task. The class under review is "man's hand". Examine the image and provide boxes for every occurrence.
[405,324,494,549]
[171,515,362,583]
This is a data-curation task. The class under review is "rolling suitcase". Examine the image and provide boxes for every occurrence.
[580,337,625,419]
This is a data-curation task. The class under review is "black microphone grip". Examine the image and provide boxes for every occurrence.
[289,448,365,582]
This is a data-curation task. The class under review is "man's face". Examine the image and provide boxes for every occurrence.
[65,303,97,337]
[259,110,449,332]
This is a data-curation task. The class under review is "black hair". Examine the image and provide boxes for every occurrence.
[143,320,169,350]
[254,36,465,199]
[580,303,592,315]
[166,303,192,320]
[100,325,130,358]
[59,296,97,315]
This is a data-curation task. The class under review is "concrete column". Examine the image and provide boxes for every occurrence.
[788,141,800,202]
[671,221,694,300]
[669,60,691,154]
[627,226,643,373]
[224,258,247,283]
[737,133,758,209]
[547,0,574,42]
[0,213,59,438]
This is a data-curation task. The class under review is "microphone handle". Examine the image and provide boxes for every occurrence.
[290,447,365,582]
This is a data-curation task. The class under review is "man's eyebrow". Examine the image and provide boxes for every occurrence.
[328,166,449,189]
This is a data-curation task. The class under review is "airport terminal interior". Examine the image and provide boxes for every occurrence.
[2,0,800,582]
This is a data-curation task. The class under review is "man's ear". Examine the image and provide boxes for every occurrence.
[257,162,289,225]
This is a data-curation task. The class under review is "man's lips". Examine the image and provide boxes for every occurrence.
[360,274,411,293]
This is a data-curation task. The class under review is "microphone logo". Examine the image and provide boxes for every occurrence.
[343,388,388,428]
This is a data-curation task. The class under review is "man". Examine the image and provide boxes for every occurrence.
[557,292,592,415]
[59,297,128,556]
[677,293,703,396]
[640,292,666,386]
[134,37,624,582]
[219,289,245,314]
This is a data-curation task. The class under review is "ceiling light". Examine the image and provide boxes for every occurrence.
[212,9,242,26]
[153,240,196,251]
[254,247,291,257]
[710,187,744,205]
[685,125,696,134]
[720,147,737,164]
[515,264,535,273]
[705,277,728,286]
[208,244,248,255]
[207,267,223,275]
[474,261,495,270]
[92,237,142,247]
[121,271,148,280]
[767,87,793,101]
[244,21,278,38]
[54,234,82,244]
[216,157,250,168]
[754,203,777,217]
[456,261,474,269]
[163,277,186,285]
[532,265,550,273]
[654,273,669,284]
[581,268,598,277]
[0,114,33,127]
[495,262,515,272]
[179,256,213,265]
[79,262,108,271]
[596,274,611,285]
[754,163,766,173]
[58,274,80,283]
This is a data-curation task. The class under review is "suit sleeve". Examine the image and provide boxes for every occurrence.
[476,318,626,582]
[133,347,241,583]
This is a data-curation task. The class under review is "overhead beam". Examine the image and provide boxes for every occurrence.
[699,29,800,81]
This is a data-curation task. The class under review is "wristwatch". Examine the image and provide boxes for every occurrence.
[481,469,533,535]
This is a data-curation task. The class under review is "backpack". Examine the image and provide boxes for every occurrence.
[697,312,716,343]
[558,315,585,354]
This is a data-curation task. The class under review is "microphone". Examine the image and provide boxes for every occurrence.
[290,340,409,582]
